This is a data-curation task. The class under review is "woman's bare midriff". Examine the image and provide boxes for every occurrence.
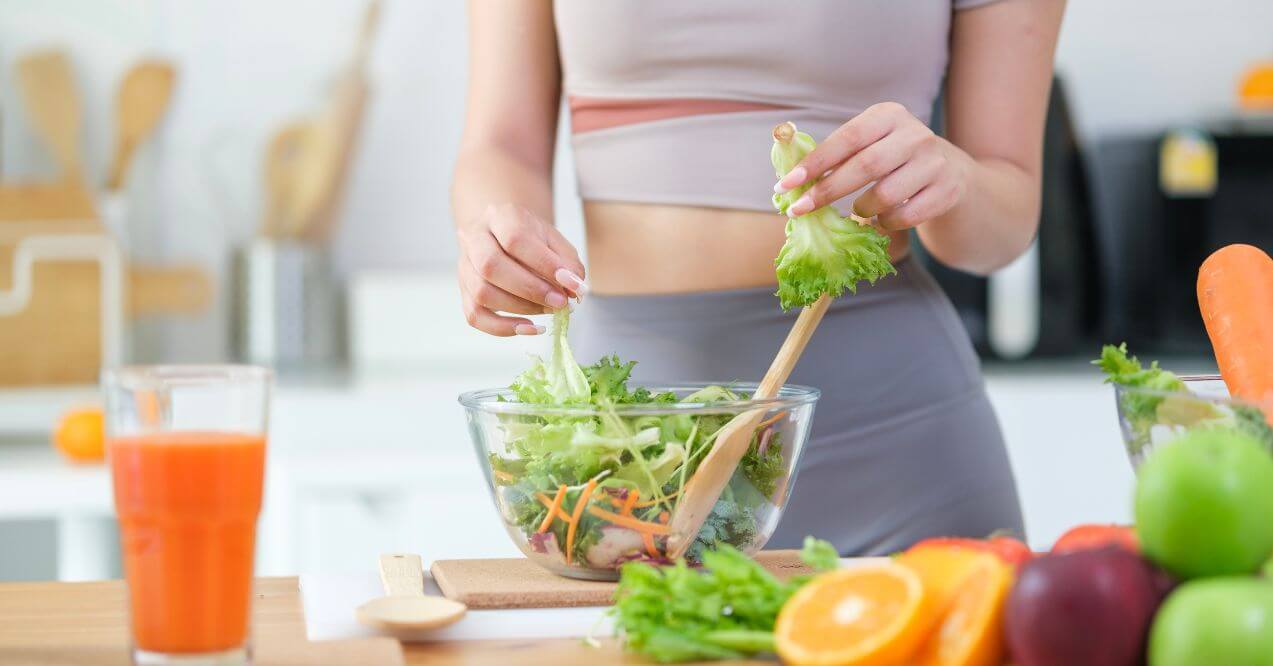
[582,201,911,295]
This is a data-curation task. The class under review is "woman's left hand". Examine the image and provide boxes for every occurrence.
[775,102,972,231]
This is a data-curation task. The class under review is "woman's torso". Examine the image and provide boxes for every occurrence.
[554,0,960,293]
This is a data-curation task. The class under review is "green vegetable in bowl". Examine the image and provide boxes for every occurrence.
[1095,342,1273,449]
[491,308,792,569]
[770,122,895,311]
[610,536,840,663]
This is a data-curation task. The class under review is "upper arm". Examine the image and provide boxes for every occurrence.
[461,0,560,172]
[945,0,1066,181]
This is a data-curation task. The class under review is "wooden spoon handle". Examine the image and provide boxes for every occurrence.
[666,294,832,557]
[756,293,831,398]
[378,554,425,598]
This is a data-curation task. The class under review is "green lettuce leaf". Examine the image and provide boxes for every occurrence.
[770,123,895,310]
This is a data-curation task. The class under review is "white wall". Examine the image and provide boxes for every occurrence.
[1,0,1270,362]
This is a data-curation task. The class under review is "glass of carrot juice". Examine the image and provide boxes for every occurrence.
[103,365,271,666]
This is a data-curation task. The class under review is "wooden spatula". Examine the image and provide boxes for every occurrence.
[666,294,832,559]
[106,60,176,191]
[356,554,466,632]
[14,50,83,183]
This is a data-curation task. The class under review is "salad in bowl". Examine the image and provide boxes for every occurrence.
[1097,343,1273,468]
[459,309,818,579]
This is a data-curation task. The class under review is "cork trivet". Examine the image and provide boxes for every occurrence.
[430,549,812,610]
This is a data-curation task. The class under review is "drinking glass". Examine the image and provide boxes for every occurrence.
[103,365,271,666]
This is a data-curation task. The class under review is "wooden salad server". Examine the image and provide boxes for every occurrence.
[666,293,832,558]
[356,554,467,631]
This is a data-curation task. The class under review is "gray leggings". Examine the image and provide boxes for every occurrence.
[572,256,1024,556]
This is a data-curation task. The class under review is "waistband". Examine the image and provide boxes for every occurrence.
[582,254,923,320]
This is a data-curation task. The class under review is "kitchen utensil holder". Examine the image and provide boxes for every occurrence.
[233,239,344,368]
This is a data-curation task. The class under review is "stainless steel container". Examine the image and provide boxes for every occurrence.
[232,239,344,367]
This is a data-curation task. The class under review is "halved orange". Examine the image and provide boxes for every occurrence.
[775,563,934,666]
[903,550,1013,666]
[897,545,988,614]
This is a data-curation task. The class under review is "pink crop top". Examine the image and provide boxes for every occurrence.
[554,0,1004,212]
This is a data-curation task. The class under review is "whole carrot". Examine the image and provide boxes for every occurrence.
[1197,244,1273,419]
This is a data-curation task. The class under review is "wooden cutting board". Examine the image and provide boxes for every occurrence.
[430,550,813,610]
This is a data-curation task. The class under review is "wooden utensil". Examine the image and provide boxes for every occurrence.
[286,0,380,242]
[259,121,310,238]
[106,60,176,191]
[14,50,84,183]
[666,294,833,558]
[0,183,215,386]
[356,554,466,632]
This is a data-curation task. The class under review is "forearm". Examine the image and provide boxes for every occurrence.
[451,145,555,230]
[917,149,1040,276]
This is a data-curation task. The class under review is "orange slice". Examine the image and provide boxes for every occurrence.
[902,549,1013,666]
[775,563,934,666]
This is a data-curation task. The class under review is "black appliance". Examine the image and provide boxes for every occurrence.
[918,76,1103,359]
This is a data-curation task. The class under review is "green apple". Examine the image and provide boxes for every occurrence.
[1149,578,1273,666]
[1135,428,1273,578]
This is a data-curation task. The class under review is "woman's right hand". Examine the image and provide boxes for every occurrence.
[456,203,587,336]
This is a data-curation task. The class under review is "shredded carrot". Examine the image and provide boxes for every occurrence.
[586,505,671,535]
[537,485,567,533]
[621,489,640,515]
[658,511,669,524]
[757,410,788,431]
[535,492,574,525]
[565,479,598,565]
[642,532,659,557]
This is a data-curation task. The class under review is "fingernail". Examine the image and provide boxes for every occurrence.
[554,268,589,295]
[787,194,813,217]
[545,291,568,309]
[515,324,546,336]
[775,166,807,194]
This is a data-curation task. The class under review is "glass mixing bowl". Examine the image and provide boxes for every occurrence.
[459,383,820,580]
[1113,375,1272,469]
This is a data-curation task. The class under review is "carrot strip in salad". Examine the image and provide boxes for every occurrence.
[658,511,669,524]
[492,470,516,484]
[537,485,567,533]
[565,479,598,565]
[535,492,574,525]
[620,489,640,515]
[586,506,672,535]
[642,532,659,557]
[756,410,788,431]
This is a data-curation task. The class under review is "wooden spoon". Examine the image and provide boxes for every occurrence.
[106,60,177,191]
[356,554,466,632]
[666,294,832,558]
[14,50,83,183]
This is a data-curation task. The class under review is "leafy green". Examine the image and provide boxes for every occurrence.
[799,535,840,572]
[1233,404,1273,446]
[770,122,895,310]
[741,434,785,498]
[509,309,590,405]
[1095,343,1186,431]
[610,538,839,663]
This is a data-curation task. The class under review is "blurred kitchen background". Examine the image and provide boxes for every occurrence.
[1,0,1271,581]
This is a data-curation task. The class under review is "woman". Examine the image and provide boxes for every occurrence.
[452,1,1065,554]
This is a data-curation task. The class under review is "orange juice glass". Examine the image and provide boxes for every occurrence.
[104,365,271,666]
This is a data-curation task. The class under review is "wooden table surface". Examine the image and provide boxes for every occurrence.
[0,577,765,665]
